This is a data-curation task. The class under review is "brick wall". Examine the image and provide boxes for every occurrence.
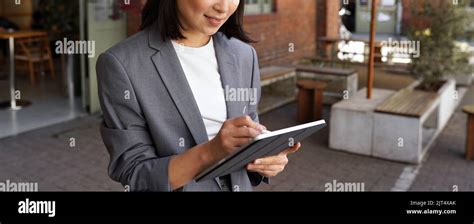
[244,0,339,67]
[316,0,340,60]
[126,0,340,67]
[244,0,316,66]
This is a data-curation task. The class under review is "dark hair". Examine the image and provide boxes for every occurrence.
[141,0,255,43]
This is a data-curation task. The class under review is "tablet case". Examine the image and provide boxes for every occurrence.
[195,120,326,182]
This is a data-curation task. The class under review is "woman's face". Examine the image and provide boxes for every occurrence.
[177,0,240,37]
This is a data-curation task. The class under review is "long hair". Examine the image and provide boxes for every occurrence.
[140,0,255,43]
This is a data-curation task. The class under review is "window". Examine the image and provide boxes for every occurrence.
[244,0,274,15]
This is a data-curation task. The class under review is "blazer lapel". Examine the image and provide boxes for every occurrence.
[148,28,209,146]
[213,33,241,119]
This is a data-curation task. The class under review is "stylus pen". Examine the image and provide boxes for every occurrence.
[202,116,271,133]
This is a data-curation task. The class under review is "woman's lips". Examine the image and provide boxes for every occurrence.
[205,15,224,26]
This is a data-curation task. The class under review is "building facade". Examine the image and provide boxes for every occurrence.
[127,0,340,67]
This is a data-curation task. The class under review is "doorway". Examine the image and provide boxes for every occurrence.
[355,0,401,34]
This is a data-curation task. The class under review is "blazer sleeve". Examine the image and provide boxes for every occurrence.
[247,46,270,186]
[96,51,172,192]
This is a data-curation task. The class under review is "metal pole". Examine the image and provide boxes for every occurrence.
[367,0,378,99]
[8,37,18,110]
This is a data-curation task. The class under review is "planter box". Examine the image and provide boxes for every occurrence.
[452,73,473,86]
[329,88,395,156]
[330,79,463,164]
[456,56,474,85]
[372,94,440,164]
[436,79,457,131]
[405,79,457,132]
[372,79,459,164]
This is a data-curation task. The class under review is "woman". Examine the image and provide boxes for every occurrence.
[96,0,301,191]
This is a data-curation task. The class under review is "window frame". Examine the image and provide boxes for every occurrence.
[244,0,275,16]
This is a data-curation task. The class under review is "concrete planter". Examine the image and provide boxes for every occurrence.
[436,79,457,131]
[372,79,458,164]
[329,88,395,156]
[372,99,440,164]
[454,56,474,86]
[404,78,457,132]
[452,73,473,86]
[330,79,462,164]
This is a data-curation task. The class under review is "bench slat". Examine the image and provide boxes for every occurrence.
[260,66,296,81]
[296,65,356,76]
[375,89,438,118]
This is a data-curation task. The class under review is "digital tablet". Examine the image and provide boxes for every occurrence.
[195,120,327,182]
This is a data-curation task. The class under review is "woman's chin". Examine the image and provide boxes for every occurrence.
[202,27,221,36]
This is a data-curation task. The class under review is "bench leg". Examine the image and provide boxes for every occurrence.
[314,89,323,120]
[297,88,313,123]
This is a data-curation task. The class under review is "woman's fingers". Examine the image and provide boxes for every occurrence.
[229,116,264,132]
[232,126,261,138]
[247,164,285,172]
[246,165,280,177]
[253,154,288,166]
[279,142,301,156]
[245,143,303,177]
[230,115,257,128]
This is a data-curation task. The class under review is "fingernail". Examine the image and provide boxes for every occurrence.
[255,160,261,164]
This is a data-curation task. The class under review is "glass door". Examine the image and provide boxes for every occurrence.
[356,0,399,34]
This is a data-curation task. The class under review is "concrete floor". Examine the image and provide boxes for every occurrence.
[0,60,85,138]
[0,91,472,191]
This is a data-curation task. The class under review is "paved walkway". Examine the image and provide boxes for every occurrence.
[0,85,473,191]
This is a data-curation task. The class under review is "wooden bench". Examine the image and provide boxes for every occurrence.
[375,89,438,118]
[258,66,297,114]
[373,88,441,163]
[296,65,358,104]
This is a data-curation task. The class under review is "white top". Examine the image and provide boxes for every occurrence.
[172,37,227,140]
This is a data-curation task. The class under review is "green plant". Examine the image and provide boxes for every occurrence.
[408,0,474,90]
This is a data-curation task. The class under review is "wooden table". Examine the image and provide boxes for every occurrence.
[463,105,474,160]
[296,80,327,123]
[0,31,47,110]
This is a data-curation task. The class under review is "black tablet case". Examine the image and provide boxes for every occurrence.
[195,121,326,182]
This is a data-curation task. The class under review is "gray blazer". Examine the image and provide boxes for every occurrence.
[96,25,265,191]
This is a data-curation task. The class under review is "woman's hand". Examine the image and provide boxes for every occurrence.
[208,116,265,160]
[246,142,301,177]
